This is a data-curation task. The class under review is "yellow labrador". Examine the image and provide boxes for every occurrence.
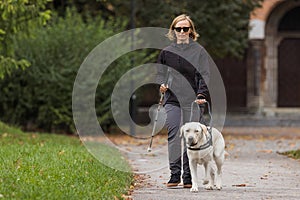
[180,122,225,192]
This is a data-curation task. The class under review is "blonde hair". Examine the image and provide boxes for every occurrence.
[166,14,199,41]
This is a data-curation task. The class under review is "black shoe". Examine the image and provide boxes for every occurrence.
[183,179,192,188]
[183,175,192,188]
[167,174,180,187]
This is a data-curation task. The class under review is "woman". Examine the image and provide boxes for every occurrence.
[157,14,210,188]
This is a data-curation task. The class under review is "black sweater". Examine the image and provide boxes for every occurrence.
[157,39,210,107]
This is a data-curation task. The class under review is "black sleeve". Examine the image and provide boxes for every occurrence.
[196,48,210,98]
[156,50,167,85]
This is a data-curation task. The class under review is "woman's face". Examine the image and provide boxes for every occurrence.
[174,19,191,43]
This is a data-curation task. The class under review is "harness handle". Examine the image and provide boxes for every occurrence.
[187,100,213,151]
[189,100,213,131]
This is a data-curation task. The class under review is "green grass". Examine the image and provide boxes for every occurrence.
[0,121,133,199]
[279,149,300,159]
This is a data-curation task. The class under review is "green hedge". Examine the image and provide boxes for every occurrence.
[0,10,128,133]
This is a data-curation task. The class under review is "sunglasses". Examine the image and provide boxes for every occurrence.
[173,27,190,32]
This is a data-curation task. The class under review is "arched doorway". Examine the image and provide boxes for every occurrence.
[277,6,300,107]
[278,38,300,107]
[264,1,300,111]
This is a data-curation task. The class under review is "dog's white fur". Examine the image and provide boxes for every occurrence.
[180,122,225,192]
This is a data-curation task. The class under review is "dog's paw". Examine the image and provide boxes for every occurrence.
[215,179,222,190]
[216,185,222,190]
[205,184,213,190]
[190,187,199,193]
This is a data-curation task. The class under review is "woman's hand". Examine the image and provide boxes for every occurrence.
[195,94,206,105]
[195,99,206,105]
[160,84,168,93]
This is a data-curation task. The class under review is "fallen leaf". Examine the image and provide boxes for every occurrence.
[121,194,133,200]
[289,142,296,148]
[15,158,22,169]
[258,149,273,153]
[224,151,230,158]
[232,184,246,187]
[226,143,235,151]
[260,174,268,180]
[125,147,132,151]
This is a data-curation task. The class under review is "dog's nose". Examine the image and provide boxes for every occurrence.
[188,136,194,144]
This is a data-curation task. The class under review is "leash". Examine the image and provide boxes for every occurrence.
[188,100,213,151]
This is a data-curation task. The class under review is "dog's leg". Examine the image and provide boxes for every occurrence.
[214,153,224,190]
[189,160,199,192]
[210,167,215,186]
[203,162,209,185]
[204,162,214,190]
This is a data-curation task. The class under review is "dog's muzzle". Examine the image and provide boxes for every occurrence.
[187,136,198,146]
[187,130,213,151]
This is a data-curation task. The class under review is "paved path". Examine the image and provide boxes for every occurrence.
[127,127,300,200]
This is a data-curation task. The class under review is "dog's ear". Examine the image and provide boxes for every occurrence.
[199,123,207,135]
[180,124,185,138]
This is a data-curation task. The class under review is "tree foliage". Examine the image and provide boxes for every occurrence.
[0,0,263,133]
[67,0,262,58]
[0,0,51,78]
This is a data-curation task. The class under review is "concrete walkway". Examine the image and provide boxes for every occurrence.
[128,127,300,200]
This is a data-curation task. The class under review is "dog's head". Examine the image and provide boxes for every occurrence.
[180,122,207,147]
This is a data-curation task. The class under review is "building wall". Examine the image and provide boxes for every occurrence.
[248,0,300,115]
[249,0,284,39]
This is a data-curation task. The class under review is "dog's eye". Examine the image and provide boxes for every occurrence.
[195,130,199,132]
[186,129,190,132]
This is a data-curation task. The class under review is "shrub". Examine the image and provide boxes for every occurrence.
[0,9,126,133]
